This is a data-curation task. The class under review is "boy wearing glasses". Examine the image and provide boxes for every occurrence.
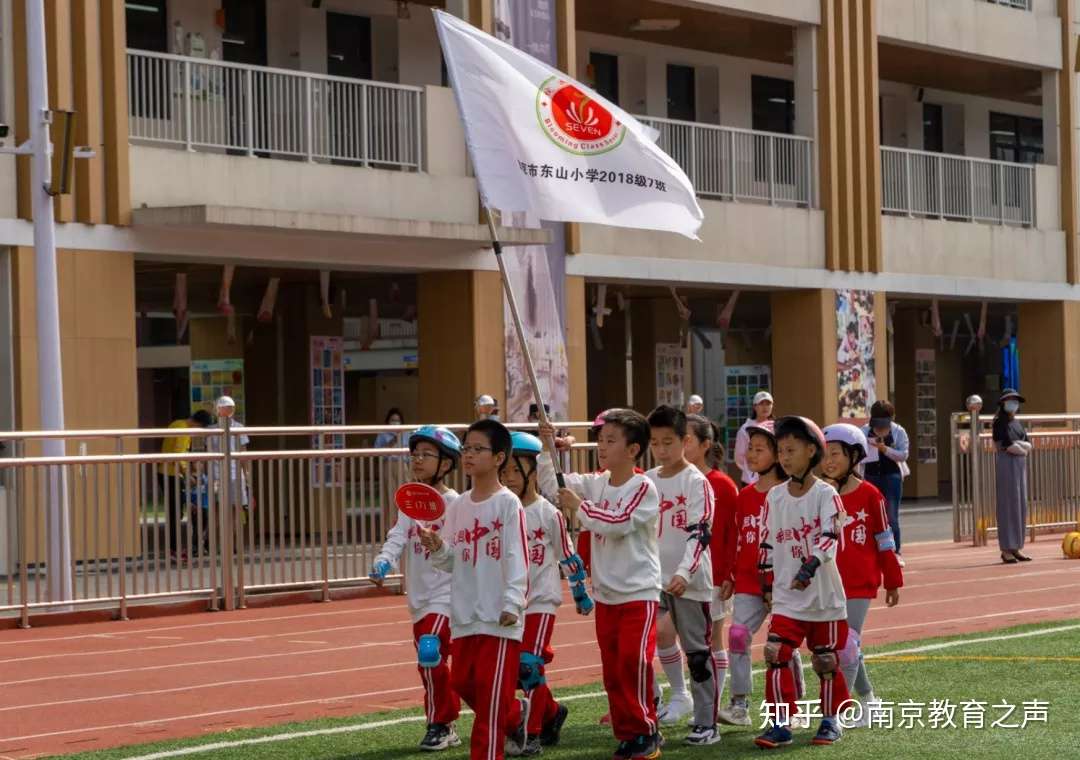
[420,419,530,760]
[370,426,464,751]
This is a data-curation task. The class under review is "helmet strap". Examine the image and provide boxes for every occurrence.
[512,455,537,501]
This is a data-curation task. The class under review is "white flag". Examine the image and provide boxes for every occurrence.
[433,9,704,239]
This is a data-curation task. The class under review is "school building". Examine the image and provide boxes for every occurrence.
[1,0,1080,499]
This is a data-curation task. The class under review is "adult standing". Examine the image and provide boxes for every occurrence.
[992,389,1032,564]
[686,394,705,416]
[474,394,500,421]
[158,409,212,562]
[374,408,407,450]
[862,400,910,567]
[734,391,774,485]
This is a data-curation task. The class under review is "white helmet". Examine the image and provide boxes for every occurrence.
[823,423,869,465]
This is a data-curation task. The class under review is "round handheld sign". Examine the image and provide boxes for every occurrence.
[395,482,446,522]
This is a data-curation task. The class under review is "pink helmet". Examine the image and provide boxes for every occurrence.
[775,416,828,465]
[744,418,776,442]
[592,408,626,429]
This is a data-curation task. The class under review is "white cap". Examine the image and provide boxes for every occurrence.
[688,394,704,407]
[475,394,496,407]
[753,391,774,405]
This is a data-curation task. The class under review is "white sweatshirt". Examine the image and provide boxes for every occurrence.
[758,478,847,622]
[539,453,661,606]
[373,488,459,623]
[646,464,714,602]
[430,487,530,641]
[523,495,575,614]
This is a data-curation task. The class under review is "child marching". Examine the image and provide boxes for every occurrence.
[369,426,464,751]
[821,424,903,727]
[755,416,850,749]
[501,431,593,756]
[419,420,530,760]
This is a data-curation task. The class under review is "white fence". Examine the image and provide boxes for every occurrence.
[637,116,814,207]
[127,50,424,170]
[985,0,1032,10]
[881,147,1035,227]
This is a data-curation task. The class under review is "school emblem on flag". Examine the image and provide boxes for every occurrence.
[537,78,626,155]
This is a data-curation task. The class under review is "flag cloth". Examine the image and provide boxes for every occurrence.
[433,9,704,239]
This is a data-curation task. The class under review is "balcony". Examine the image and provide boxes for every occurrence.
[128,50,423,170]
[881,147,1035,227]
[637,117,814,208]
[984,0,1031,9]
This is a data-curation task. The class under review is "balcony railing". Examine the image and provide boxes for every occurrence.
[984,0,1032,10]
[127,50,423,170]
[881,147,1035,227]
[637,116,814,207]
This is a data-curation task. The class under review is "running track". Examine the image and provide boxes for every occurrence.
[0,536,1077,759]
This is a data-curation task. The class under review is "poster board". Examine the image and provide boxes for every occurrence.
[915,348,937,464]
[655,343,686,407]
[311,336,345,486]
[724,365,772,463]
[836,289,877,418]
[190,359,245,422]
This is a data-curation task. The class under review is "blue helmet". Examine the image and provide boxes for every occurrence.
[409,426,462,460]
[510,431,543,457]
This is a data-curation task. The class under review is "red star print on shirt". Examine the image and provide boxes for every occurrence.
[532,527,546,542]
[676,494,687,506]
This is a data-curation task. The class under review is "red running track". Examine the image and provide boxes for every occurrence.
[0,535,1077,759]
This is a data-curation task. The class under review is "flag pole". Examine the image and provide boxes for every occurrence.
[483,207,567,490]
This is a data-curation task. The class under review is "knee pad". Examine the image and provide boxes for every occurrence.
[838,630,860,668]
[763,634,792,668]
[518,652,546,691]
[728,623,752,655]
[811,647,839,680]
[417,634,441,669]
[686,650,712,683]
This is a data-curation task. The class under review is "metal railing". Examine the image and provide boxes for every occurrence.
[637,116,814,207]
[881,147,1035,227]
[127,50,424,170]
[984,0,1032,10]
[0,422,601,623]
[951,410,1080,545]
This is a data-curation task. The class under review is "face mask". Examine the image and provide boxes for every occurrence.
[1004,400,1020,414]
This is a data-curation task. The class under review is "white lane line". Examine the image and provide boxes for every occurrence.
[61,621,1080,760]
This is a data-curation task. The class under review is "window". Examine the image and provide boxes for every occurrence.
[590,53,619,107]
[666,64,696,121]
[125,0,168,53]
[923,103,943,153]
[989,112,1043,164]
[751,76,794,134]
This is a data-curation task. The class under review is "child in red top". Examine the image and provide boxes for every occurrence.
[716,421,805,728]
[821,424,903,728]
[685,414,738,711]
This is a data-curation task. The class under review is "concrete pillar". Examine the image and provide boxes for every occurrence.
[1018,300,1080,413]
[1042,70,1060,166]
[794,24,819,205]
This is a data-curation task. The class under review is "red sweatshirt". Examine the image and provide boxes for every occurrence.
[836,480,904,599]
[733,484,769,596]
[707,469,739,587]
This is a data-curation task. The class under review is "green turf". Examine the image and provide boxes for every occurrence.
[42,618,1080,760]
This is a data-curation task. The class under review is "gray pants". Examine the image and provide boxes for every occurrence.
[728,593,804,699]
[655,592,718,726]
[842,598,873,697]
[995,451,1028,552]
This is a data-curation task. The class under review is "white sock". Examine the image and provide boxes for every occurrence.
[712,649,729,704]
[657,645,688,697]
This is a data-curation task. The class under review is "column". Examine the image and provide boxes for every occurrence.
[794,24,819,205]
[1018,301,1080,413]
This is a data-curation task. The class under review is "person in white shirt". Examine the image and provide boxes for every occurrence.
[500,432,590,755]
[644,405,720,747]
[754,416,850,750]
[734,391,775,486]
[419,420,529,760]
[370,426,464,751]
[540,410,664,760]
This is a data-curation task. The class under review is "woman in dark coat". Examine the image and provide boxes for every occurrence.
[992,389,1032,564]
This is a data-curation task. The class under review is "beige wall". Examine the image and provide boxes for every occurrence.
[1018,300,1080,413]
[881,216,1067,282]
[878,0,1062,69]
[770,289,837,425]
[682,0,820,25]
[578,201,826,269]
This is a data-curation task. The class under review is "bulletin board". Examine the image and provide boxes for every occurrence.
[311,336,345,486]
[190,359,245,422]
[723,365,772,463]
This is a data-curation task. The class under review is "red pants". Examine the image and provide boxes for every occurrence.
[413,613,460,726]
[765,614,850,721]
[596,600,659,741]
[451,634,521,760]
[506,613,558,735]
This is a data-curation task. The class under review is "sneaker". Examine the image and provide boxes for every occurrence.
[612,740,634,759]
[717,700,751,727]
[791,712,812,730]
[506,700,528,757]
[419,723,461,751]
[658,691,692,725]
[847,696,879,729]
[539,703,569,746]
[599,712,612,725]
[811,718,843,746]
[754,724,794,749]
[684,724,721,746]
[628,733,663,759]
[896,554,906,568]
